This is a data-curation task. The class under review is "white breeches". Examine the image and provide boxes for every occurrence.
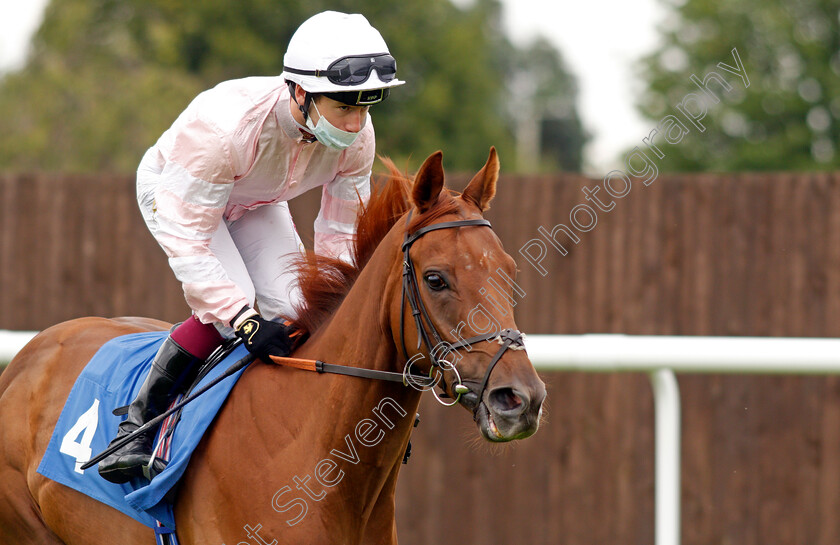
[208,202,305,325]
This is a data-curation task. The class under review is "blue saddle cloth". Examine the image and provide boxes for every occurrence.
[37,331,249,531]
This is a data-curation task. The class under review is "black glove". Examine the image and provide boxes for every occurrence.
[233,308,294,362]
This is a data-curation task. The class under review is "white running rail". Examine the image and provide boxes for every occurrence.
[526,334,840,545]
[4,331,840,545]
[0,330,37,364]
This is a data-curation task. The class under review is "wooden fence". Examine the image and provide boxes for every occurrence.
[2,171,840,544]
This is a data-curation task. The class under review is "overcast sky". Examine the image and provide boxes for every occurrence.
[0,0,665,174]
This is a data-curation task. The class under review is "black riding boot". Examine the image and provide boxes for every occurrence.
[98,336,203,484]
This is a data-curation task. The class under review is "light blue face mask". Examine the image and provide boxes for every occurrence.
[306,101,361,150]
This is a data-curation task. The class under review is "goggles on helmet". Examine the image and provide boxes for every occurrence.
[284,53,397,86]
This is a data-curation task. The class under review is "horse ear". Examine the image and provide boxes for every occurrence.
[411,150,445,213]
[461,146,499,212]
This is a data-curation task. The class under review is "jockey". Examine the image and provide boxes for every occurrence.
[98,11,405,484]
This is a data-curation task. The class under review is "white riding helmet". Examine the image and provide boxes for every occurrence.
[282,11,405,103]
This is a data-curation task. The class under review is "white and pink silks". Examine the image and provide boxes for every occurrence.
[137,76,373,338]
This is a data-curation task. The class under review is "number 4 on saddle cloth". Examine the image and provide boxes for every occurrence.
[37,331,250,542]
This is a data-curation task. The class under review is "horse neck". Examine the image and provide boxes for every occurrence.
[297,224,405,372]
[271,225,422,517]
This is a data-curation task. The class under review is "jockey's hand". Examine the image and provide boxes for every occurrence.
[232,307,294,362]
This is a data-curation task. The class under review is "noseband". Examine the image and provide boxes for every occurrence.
[398,211,526,416]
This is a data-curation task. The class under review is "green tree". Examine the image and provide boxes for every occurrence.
[636,0,839,171]
[505,37,588,172]
[0,0,585,174]
[0,0,207,173]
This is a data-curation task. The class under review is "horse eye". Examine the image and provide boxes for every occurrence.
[424,273,448,291]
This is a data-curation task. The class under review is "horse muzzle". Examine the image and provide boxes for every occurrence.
[470,382,546,442]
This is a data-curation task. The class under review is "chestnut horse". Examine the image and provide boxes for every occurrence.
[0,149,546,544]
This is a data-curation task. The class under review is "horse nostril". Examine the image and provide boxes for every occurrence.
[488,387,526,415]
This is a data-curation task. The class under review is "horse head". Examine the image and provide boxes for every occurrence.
[392,148,546,442]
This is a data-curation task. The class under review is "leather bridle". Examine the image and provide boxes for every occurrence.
[263,210,527,418]
[398,211,526,417]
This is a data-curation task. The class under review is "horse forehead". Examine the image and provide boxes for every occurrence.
[446,227,509,269]
[460,247,497,271]
[415,208,507,263]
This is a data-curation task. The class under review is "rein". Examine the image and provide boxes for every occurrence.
[272,210,526,418]
[269,356,434,386]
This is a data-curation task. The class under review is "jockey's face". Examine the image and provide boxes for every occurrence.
[290,84,369,135]
[311,96,369,134]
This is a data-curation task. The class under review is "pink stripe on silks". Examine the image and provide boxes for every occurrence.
[170,315,224,359]
[155,188,226,236]
[183,282,251,326]
[318,191,361,226]
[315,232,354,262]
[154,233,212,259]
[167,116,237,182]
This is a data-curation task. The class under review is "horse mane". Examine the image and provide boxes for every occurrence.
[288,159,461,338]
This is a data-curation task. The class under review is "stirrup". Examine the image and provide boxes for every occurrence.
[142,456,168,481]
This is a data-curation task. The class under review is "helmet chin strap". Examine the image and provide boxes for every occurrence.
[301,92,313,123]
[288,81,314,123]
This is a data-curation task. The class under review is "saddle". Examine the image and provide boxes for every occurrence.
[110,336,242,481]
[37,331,251,532]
